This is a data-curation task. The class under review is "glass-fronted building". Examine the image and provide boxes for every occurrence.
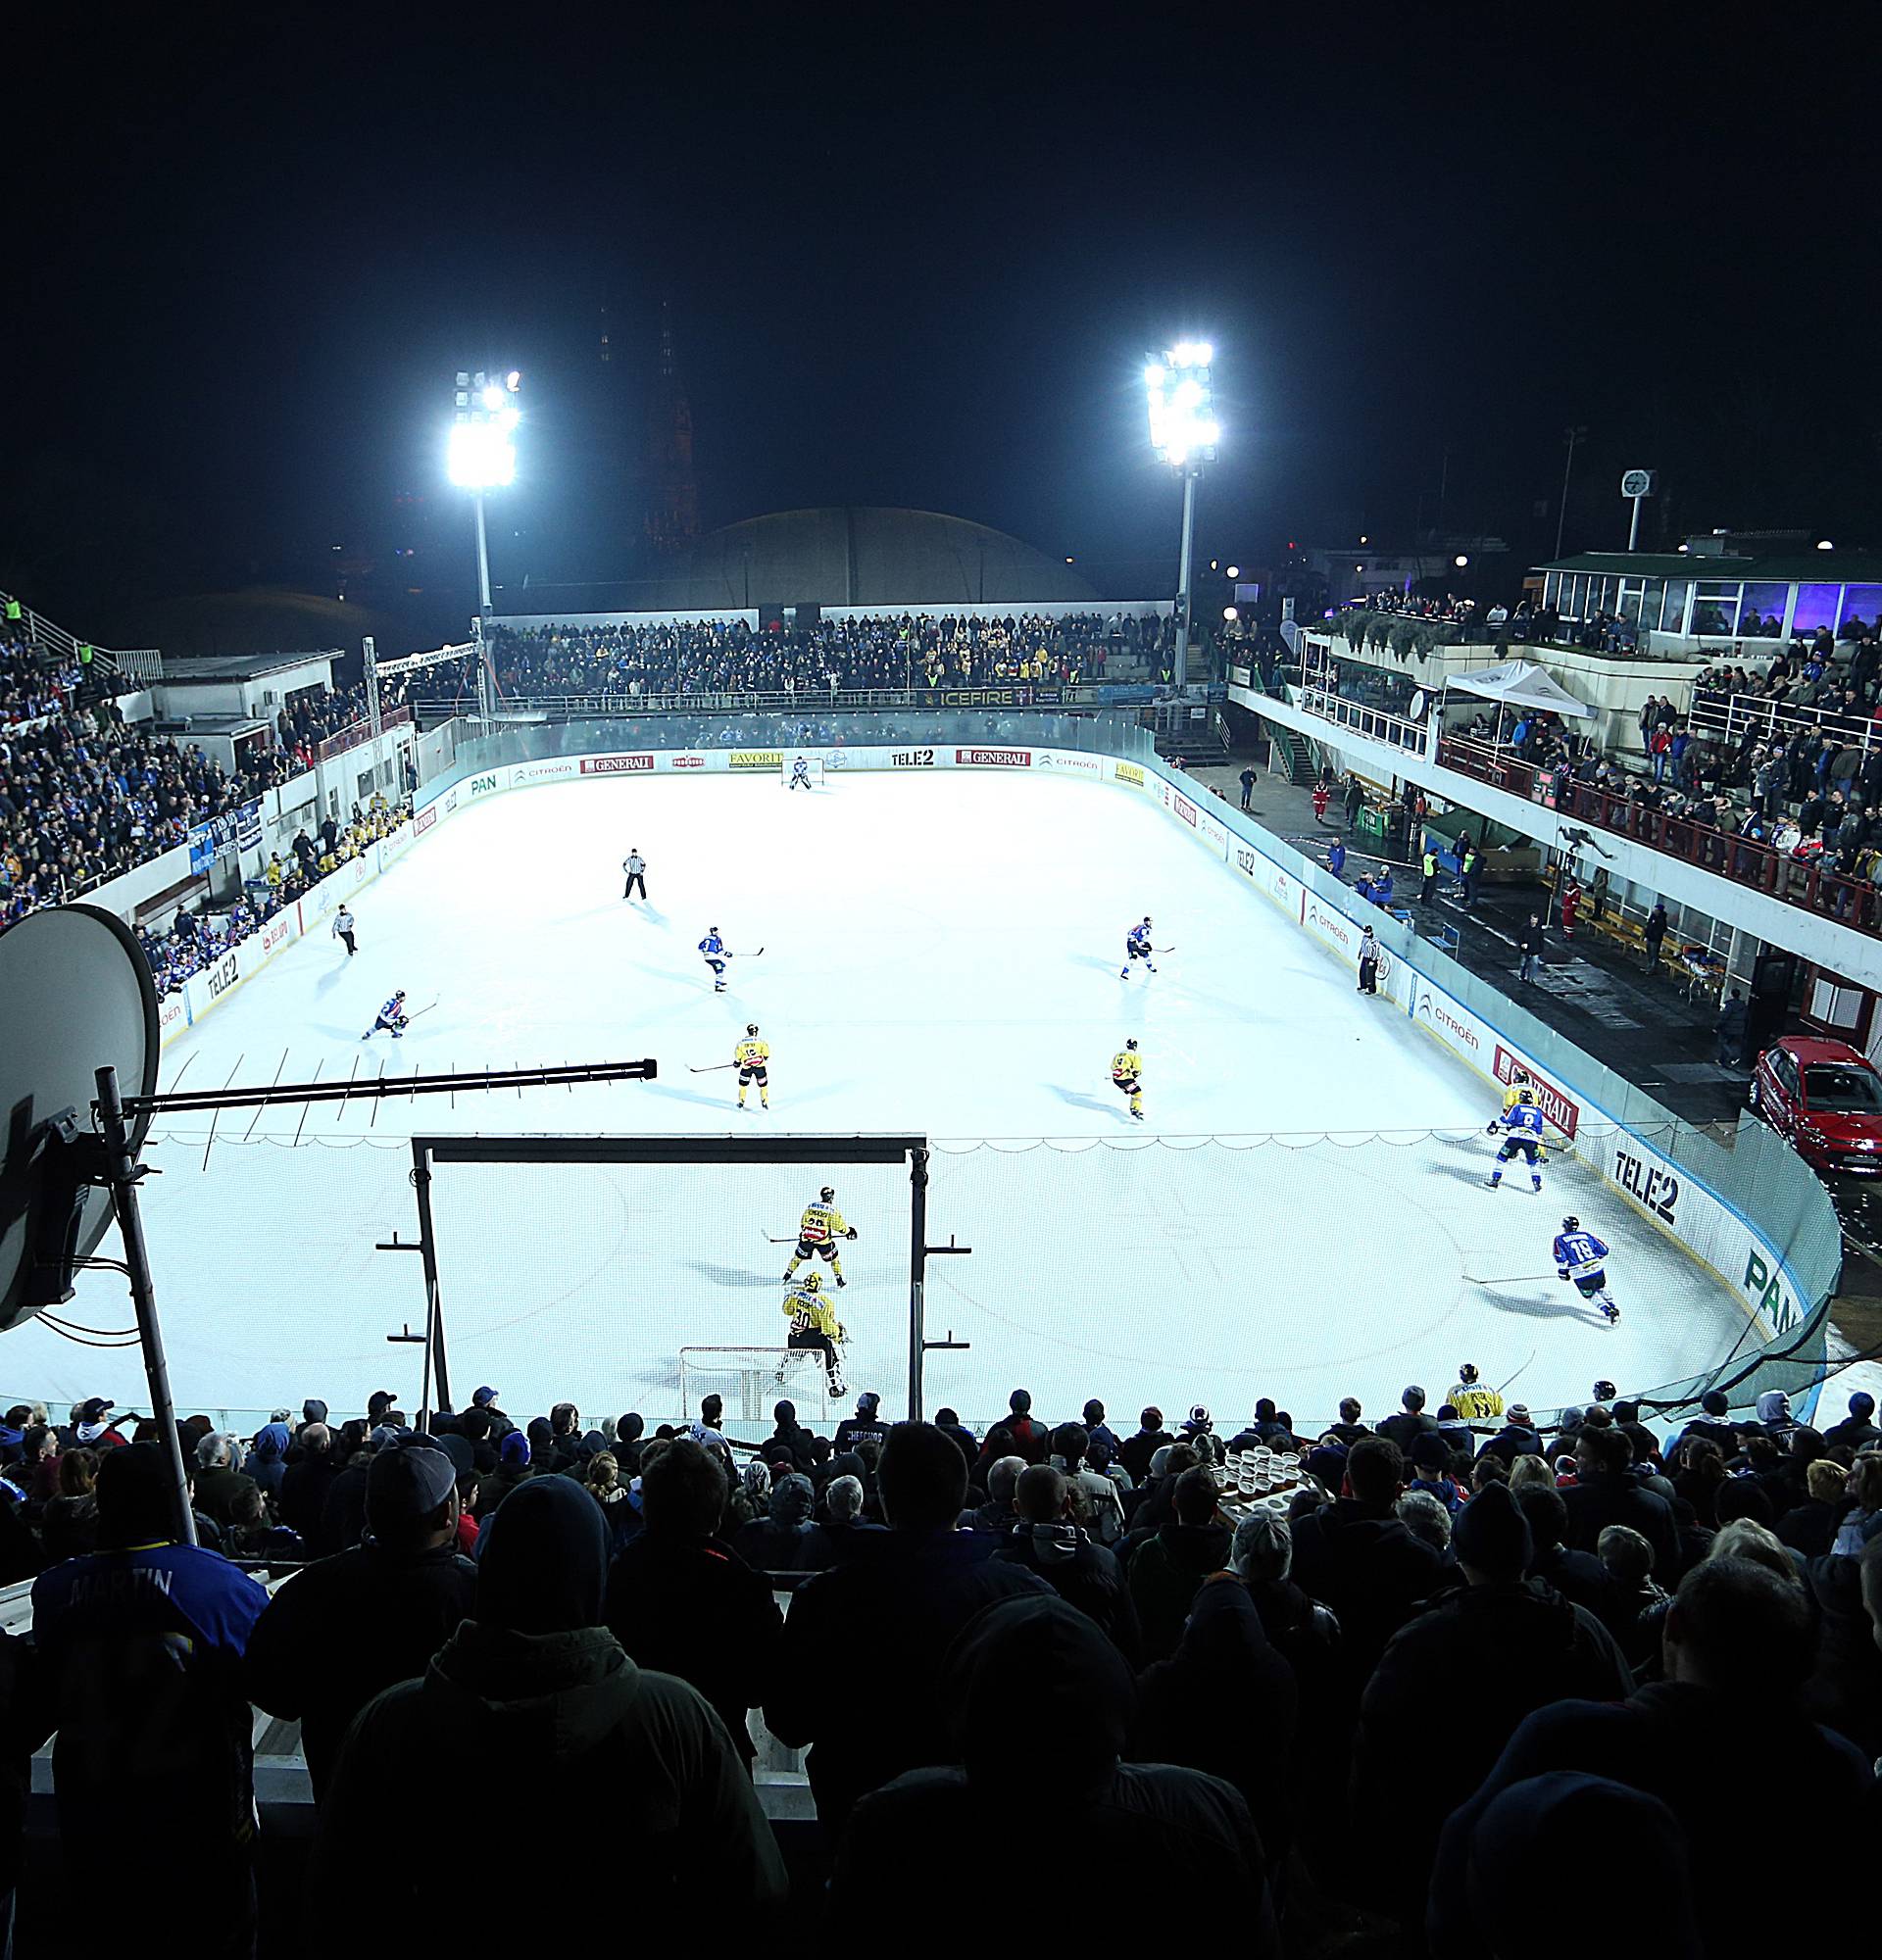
[1533,546,1882,649]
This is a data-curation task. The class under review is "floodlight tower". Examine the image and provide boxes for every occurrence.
[448,368,521,616]
[1146,342,1219,687]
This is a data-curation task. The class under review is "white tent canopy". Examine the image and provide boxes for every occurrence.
[1443,661,1594,719]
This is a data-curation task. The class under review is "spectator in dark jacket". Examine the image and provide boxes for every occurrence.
[1560,1425,1680,1579]
[1119,1406,1171,1484]
[729,1472,830,1573]
[832,1392,891,1458]
[313,1474,786,1930]
[933,1407,978,1467]
[1431,1557,1872,1956]
[765,1399,817,1473]
[991,1464,1140,1661]
[246,1437,478,1800]
[1351,1484,1632,1919]
[832,1595,1278,1943]
[766,1423,1049,1829]
[191,1433,257,1529]
[1376,1386,1436,1453]
[957,1453,1025,1541]
[1822,1391,1880,1453]
[1288,1437,1441,1691]
[1517,1485,1619,1626]
[277,1421,339,1543]
[1479,1403,1546,1466]
[1776,1458,1852,1560]
[1132,1574,1297,1867]
[605,1439,783,1766]
[1000,1389,1050,1465]
[1127,1466,1232,1661]
[820,1473,889,1563]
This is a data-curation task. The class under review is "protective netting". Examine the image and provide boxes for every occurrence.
[0,1127,1828,1439]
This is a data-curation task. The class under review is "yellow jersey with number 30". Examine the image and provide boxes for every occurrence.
[783,1286,841,1339]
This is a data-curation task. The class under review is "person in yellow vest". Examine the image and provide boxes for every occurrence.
[734,1023,770,1111]
[1449,1363,1504,1422]
[1419,843,1441,904]
[1112,1039,1144,1121]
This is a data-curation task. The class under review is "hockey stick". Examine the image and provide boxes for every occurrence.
[405,999,440,1022]
[1462,1270,1560,1286]
[1497,1349,1538,1394]
[689,1062,740,1074]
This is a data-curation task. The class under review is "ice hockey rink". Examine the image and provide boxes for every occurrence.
[17,769,1758,1432]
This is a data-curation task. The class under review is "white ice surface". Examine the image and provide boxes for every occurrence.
[16,772,1756,1431]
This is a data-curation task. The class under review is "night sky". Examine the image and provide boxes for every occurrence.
[5,9,1877,646]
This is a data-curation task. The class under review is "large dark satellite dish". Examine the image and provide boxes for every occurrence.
[0,905,158,1331]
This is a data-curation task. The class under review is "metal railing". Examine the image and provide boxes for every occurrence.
[1294,684,1431,753]
[0,584,162,683]
[1437,734,1882,937]
[1685,688,1882,758]
[314,702,413,761]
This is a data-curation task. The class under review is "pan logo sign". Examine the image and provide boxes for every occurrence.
[467,771,500,798]
[1416,990,1482,1054]
[1741,1250,1801,1333]
[1614,1149,1679,1224]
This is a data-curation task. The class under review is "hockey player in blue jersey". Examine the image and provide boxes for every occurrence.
[1120,916,1157,980]
[1483,1088,1546,1192]
[363,989,408,1040]
[1555,1214,1621,1324]
[699,927,732,993]
[788,757,814,790]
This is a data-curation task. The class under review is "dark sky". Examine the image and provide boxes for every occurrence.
[5,7,1878,644]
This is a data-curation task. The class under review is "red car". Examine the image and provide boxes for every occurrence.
[1749,1036,1882,1174]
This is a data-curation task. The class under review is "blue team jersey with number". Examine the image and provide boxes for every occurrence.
[1501,1103,1546,1140]
[1127,924,1152,951]
[1555,1230,1610,1276]
[378,996,403,1022]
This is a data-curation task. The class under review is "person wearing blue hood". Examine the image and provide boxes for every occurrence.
[247,1418,292,1501]
[1823,1389,1880,1452]
[314,1474,786,1929]
[832,1594,1278,1938]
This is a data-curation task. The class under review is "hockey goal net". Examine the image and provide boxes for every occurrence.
[780,754,826,787]
[678,1346,832,1422]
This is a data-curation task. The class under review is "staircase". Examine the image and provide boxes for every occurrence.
[1264,718,1314,785]
[0,585,162,685]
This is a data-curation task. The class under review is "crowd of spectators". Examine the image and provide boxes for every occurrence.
[1,1363,1874,1936]
[133,795,411,996]
[480,612,1175,701]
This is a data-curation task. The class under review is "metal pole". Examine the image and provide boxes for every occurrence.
[1627,496,1643,552]
[409,1141,452,1424]
[473,494,493,615]
[93,1065,196,1546]
[908,1145,928,1420]
[1554,431,1580,559]
[1174,466,1199,687]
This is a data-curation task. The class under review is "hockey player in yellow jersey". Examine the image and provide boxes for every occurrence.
[734,1023,770,1110]
[1449,1362,1505,1422]
[1112,1038,1144,1120]
[781,1270,846,1395]
[784,1185,858,1285]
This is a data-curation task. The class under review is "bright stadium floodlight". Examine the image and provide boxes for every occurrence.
[1145,338,1219,686]
[449,367,521,616]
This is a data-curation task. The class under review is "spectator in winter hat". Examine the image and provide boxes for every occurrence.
[314,1474,787,1928]
[1823,1391,1880,1452]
